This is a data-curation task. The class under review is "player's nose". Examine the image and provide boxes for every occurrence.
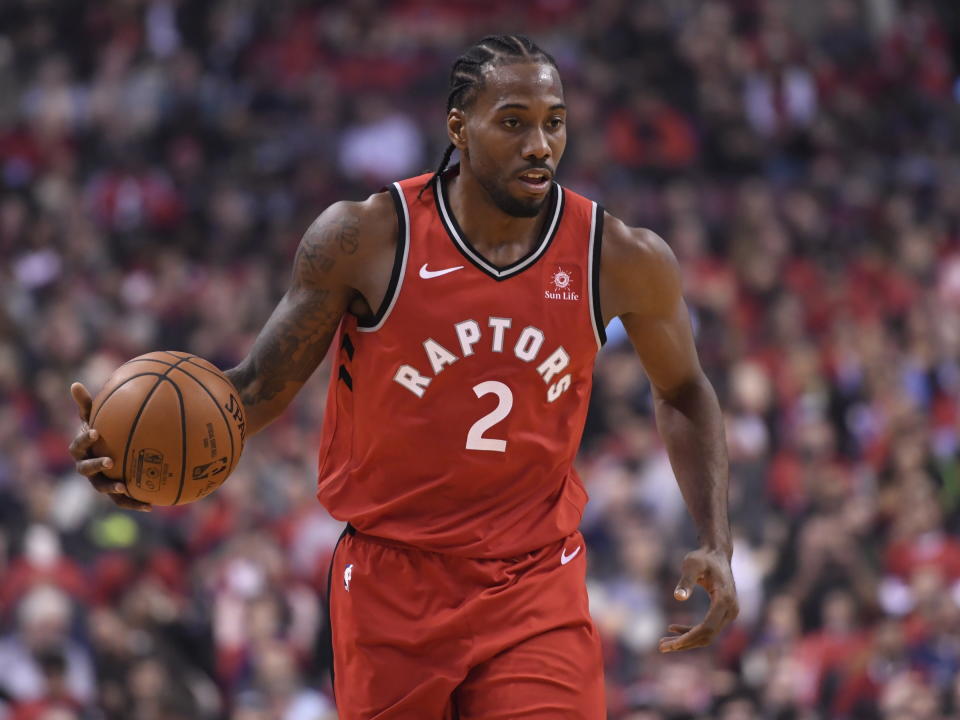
[522,127,551,161]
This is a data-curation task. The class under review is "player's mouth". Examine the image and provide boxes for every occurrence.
[516,169,552,193]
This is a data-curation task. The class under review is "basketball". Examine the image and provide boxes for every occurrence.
[89,351,246,505]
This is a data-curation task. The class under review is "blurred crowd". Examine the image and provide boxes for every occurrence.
[2,0,960,718]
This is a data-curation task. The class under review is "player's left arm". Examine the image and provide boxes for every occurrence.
[599,213,739,653]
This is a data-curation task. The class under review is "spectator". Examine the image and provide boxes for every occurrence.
[0,585,93,707]
[247,641,335,720]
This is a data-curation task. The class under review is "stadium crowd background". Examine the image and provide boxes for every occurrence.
[2,0,960,718]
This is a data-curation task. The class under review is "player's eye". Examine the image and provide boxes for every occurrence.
[548,117,564,129]
[501,118,520,129]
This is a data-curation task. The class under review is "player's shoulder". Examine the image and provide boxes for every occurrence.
[293,191,398,288]
[560,186,673,267]
[305,191,397,251]
[601,212,675,268]
[599,210,682,318]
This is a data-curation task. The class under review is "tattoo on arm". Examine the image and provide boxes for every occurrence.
[228,294,341,407]
[293,216,359,285]
[226,209,361,415]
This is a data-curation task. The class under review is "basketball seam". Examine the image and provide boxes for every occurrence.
[120,375,166,494]
[166,378,188,505]
[158,352,195,505]
[180,359,246,461]
[159,350,192,362]
[123,358,182,366]
[184,357,231,382]
[91,373,159,427]
[131,355,233,387]
[117,351,193,374]
[168,365,237,502]
[119,356,193,502]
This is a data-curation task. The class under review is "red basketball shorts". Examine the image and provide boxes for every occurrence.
[327,526,606,719]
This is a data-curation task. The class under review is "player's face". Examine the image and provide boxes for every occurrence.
[460,62,566,218]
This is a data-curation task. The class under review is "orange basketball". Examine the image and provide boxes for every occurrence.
[89,351,246,505]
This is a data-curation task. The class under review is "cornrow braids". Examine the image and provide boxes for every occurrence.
[418,34,558,198]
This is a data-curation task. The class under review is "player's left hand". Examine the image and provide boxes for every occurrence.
[658,546,738,653]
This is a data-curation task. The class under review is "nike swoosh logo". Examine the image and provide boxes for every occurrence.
[419,263,464,279]
[560,546,581,565]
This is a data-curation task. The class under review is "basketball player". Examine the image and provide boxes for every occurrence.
[70,35,738,718]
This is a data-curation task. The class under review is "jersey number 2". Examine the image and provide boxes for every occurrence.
[466,381,513,452]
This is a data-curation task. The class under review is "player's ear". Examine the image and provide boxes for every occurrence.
[447,109,467,152]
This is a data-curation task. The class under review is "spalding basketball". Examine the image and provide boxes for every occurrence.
[89,351,246,505]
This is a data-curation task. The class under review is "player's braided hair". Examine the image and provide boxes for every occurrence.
[418,34,558,198]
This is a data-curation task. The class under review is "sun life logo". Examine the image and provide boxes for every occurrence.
[545,266,580,301]
[551,267,571,291]
[344,563,353,592]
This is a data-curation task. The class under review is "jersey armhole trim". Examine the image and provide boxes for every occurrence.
[588,203,606,349]
[357,182,409,332]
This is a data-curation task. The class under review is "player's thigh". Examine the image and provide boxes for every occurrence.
[454,621,606,720]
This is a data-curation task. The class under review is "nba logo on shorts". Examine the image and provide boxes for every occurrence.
[344,563,353,592]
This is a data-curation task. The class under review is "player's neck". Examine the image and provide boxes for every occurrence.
[446,169,550,260]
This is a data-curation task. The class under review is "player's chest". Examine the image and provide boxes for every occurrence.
[376,262,595,403]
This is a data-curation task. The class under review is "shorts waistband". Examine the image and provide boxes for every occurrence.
[344,523,440,554]
[343,523,575,562]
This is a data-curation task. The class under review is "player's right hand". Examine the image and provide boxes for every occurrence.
[68,382,152,512]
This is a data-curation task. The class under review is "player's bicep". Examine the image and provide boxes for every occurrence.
[227,204,360,421]
[620,298,702,398]
[603,221,703,397]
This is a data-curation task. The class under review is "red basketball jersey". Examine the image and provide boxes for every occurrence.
[316,170,606,558]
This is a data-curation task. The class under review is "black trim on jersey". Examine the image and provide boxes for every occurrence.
[356,184,407,329]
[338,364,353,391]
[323,524,353,703]
[434,169,565,282]
[341,333,355,360]
[592,206,607,346]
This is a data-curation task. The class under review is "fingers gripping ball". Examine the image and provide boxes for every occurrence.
[89,351,246,505]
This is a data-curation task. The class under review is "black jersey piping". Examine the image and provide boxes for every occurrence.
[323,524,352,703]
[357,183,409,331]
[337,364,353,391]
[589,203,607,348]
[433,172,565,282]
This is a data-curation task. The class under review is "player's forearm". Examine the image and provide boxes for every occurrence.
[224,361,299,438]
[653,372,732,559]
[226,291,342,437]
